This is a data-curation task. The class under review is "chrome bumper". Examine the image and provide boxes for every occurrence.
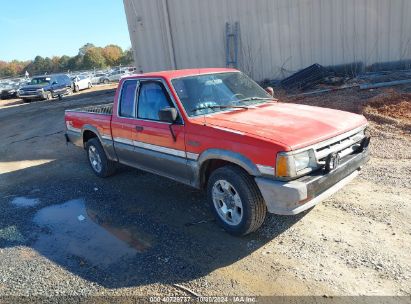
[19,93,44,99]
[255,148,370,215]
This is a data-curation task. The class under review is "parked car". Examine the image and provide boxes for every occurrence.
[100,70,131,83]
[0,82,19,99]
[65,68,370,236]
[72,75,92,92]
[18,74,72,102]
[90,73,107,85]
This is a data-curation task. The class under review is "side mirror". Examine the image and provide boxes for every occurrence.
[265,87,274,97]
[158,107,178,123]
[52,81,58,85]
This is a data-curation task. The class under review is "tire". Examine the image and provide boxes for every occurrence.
[85,138,116,178]
[74,85,80,92]
[103,79,109,84]
[88,82,92,89]
[22,98,31,103]
[207,165,267,236]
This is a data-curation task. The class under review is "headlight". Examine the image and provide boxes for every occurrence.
[294,151,310,172]
[276,150,317,179]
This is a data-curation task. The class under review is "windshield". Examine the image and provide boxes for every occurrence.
[30,77,50,85]
[171,72,272,117]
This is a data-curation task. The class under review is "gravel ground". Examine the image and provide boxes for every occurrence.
[0,85,410,297]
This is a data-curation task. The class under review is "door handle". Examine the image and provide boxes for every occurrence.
[135,125,144,132]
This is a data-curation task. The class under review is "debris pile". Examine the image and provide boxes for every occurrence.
[277,63,411,98]
[280,64,330,90]
[364,90,411,124]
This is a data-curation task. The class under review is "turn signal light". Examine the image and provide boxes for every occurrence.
[276,155,288,177]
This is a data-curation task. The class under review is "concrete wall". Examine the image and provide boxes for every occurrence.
[123,0,411,80]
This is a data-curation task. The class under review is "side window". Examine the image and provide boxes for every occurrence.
[119,80,137,118]
[137,82,173,121]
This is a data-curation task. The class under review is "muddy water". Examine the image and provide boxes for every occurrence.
[33,199,152,269]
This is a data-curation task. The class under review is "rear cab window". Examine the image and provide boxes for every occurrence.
[119,80,138,118]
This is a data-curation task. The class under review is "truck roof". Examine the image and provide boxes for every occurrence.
[124,68,238,81]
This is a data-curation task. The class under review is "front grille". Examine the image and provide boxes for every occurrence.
[314,129,365,163]
[21,90,38,95]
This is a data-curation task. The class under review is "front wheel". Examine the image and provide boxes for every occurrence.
[207,165,267,236]
[85,138,116,177]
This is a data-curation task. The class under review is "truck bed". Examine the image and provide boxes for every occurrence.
[65,103,113,148]
[66,103,113,115]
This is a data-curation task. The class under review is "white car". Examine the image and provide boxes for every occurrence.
[72,75,92,92]
[90,73,107,85]
[101,70,131,83]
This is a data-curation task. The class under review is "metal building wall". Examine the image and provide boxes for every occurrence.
[123,0,411,80]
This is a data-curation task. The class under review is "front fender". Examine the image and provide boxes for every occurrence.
[197,149,260,176]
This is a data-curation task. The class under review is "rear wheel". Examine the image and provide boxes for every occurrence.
[207,165,267,236]
[86,138,116,177]
[103,79,109,84]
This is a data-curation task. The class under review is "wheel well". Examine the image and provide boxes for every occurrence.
[200,159,249,189]
[83,130,98,146]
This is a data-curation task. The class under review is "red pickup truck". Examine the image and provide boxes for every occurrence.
[65,68,370,235]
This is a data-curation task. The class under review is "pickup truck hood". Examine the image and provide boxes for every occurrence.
[203,102,367,150]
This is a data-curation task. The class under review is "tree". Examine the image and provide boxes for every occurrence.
[67,55,83,71]
[58,55,70,71]
[102,44,123,66]
[120,48,134,66]
[78,43,96,56]
[83,48,106,69]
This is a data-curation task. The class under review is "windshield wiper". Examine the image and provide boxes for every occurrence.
[191,104,249,113]
[235,97,273,103]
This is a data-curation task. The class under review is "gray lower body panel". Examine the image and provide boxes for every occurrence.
[66,131,83,147]
[255,148,370,215]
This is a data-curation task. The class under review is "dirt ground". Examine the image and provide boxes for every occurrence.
[0,84,410,297]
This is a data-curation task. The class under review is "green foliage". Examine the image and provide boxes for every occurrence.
[83,48,106,69]
[102,45,123,66]
[119,48,134,66]
[78,43,96,56]
[0,43,134,77]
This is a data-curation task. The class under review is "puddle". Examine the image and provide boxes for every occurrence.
[11,197,40,208]
[33,199,152,269]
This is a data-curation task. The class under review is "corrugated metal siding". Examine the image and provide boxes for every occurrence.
[123,0,411,80]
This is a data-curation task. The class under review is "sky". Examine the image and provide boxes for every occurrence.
[0,0,131,62]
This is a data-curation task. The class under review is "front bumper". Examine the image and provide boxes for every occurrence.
[19,93,46,99]
[255,148,370,215]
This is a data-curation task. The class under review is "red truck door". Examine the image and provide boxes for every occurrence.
[132,80,190,184]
